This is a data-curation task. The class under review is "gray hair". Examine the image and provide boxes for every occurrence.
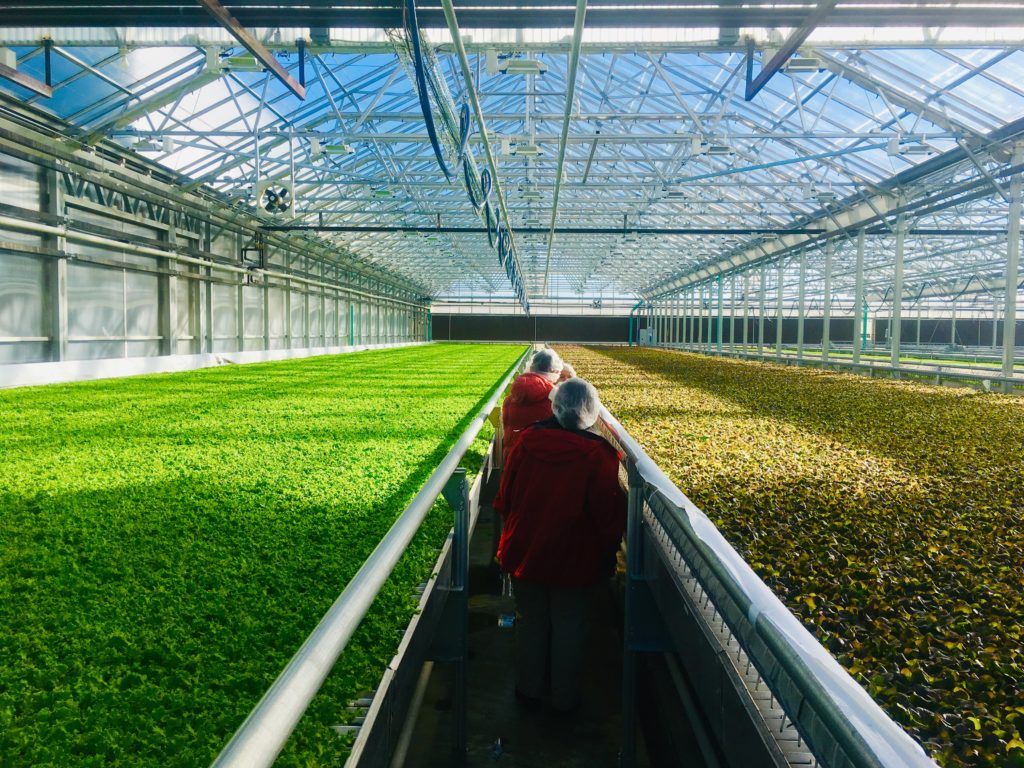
[529,349,564,375]
[552,377,602,430]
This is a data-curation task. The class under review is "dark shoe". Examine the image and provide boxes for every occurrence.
[514,688,543,711]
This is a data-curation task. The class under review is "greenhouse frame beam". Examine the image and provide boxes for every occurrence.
[9,30,1024,53]
[543,0,587,294]
[196,0,306,100]
[744,0,838,101]
[86,62,224,144]
[8,2,1024,28]
[0,61,52,98]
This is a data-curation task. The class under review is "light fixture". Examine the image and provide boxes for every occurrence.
[498,57,548,76]
[323,142,356,155]
[130,139,160,152]
[691,137,734,156]
[784,56,824,73]
[223,53,262,71]
[512,142,542,157]
[886,135,933,156]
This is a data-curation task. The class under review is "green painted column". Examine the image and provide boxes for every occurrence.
[349,303,355,346]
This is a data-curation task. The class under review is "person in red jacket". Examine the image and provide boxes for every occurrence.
[500,349,564,452]
[493,377,627,713]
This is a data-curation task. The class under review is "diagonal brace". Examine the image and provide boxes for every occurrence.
[196,0,306,99]
[0,61,52,98]
[745,0,838,101]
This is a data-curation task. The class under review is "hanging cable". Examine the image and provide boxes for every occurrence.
[405,0,455,182]
[457,102,472,164]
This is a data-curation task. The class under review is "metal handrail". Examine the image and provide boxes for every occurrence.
[211,346,530,768]
[601,405,939,768]
[659,342,1024,388]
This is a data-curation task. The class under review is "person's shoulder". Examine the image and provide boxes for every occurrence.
[513,372,553,397]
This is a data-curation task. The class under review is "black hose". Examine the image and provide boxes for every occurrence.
[405,0,454,181]
[458,102,471,164]
[486,201,496,247]
[464,162,483,211]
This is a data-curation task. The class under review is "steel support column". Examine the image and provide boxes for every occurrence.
[742,271,750,351]
[160,227,179,356]
[853,230,866,365]
[796,251,807,360]
[891,215,907,369]
[758,264,766,356]
[729,274,737,354]
[821,241,833,362]
[950,298,957,346]
[1003,143,1024,388]
[775,261,784,360]
[992,296,999,350]
[716,276,724,355]
[698,285,705,350]
[43,167,67,362]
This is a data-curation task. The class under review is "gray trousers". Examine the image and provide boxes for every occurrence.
[511,577,600,710]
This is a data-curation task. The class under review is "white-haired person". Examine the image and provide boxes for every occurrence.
[493,378,627,714]
[558,362,576,382]
[500,349,564,453]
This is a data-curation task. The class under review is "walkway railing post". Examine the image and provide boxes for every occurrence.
[621,458,645,768]
[442,468,470,767]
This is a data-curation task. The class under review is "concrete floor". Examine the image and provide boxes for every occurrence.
[402,505,649,768]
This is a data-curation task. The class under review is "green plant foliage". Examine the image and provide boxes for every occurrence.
[0,343,524,767]
[560,345,1024,768]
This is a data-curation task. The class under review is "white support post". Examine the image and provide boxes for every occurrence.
[758,264,766,356]
[673,295,680,346]
[679,290,688,348]
[821,240,833,362]
[1003,142,1023,389]
[44,167,68,362]
[992,295,999,350]
[797,251,807,360]
[853,230,866,365]
[951,297,957,346]
[160,227,179,356]
[891,215,906,369]
[697,286,704,349]
[775,261,785,360]
[729,274,737,354]
[742,271,750,352]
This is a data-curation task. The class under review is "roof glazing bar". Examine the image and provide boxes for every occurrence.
[544,0,588,295]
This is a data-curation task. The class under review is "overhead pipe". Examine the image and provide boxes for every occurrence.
[542,0,588,294]
[0,214,425,309]
[438,0,531,312]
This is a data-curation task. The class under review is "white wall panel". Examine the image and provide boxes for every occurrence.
[67,262,124,339]
[0,251,46,338]
[125,270,159,340]
[211,282,238,352]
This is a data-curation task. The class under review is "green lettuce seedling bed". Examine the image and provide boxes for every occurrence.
[0,343,525,767]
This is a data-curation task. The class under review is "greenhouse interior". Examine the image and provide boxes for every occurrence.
[1,2,1023,767]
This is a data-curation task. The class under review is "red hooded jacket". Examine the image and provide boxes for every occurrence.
[501,372,556,451]
[493,418,627,586]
